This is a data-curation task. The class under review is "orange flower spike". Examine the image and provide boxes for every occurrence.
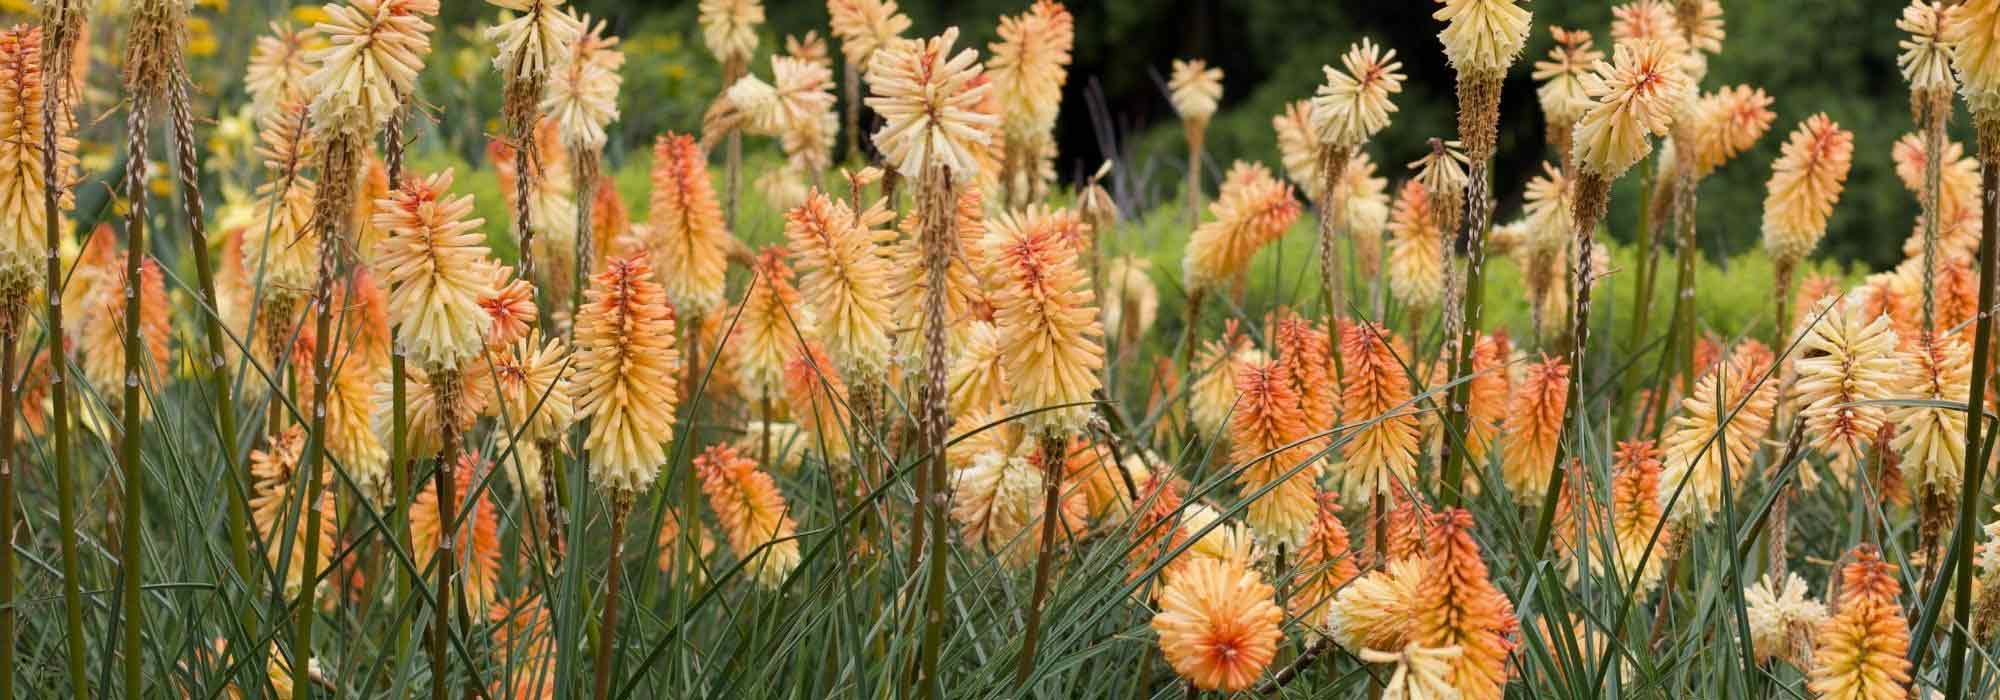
[410,456,503,614]
[1807,546,1913,700]
[696,444,801,588]
[247,426,336,598]
[1412,508,1518,700]
[1271,310,1337,429]
[732,245,809,399]
[782,339,853,461]
[1289,492,1360,625]
[986,203,1105,438]
[1462,332,1511,468]
[570,254,682,497]
[1499,355,1568,504]
[1608,440,1671,591]
[1336,322,1421,503]
[1230,361,1320,549]
[646,133,731,313]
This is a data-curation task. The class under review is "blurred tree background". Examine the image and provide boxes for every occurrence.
[37,0,1923,271]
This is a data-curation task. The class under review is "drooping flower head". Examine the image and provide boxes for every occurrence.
[1183,162,1301,293]
[571,254,682,498]
[1807,546,1912,700]
[826,0,910,72]
[1151,557,1285,692]
[305,0,441,136]
[985,204,1105,438]
[1336,322,1421,502]
[785,190,898,382]
[1168,58,1224,128]
[369,169,498,370]
[1570,38,1694,178]
[696,444,800,588]
[698,0,763,67]
[644,133,731,313]
[866,28,997,179]
[1312,39,1406,149]
[1761,114,1855,266]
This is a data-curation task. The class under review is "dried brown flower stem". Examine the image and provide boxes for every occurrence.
[724,55,747,232]
[915,167,954,698]
[0,306,17,700]
[572,146,600,327]
[1014,434,1071,686]
[1441,71,1502,507]
[428,367,464,700]
[1920,90,1950,334]
[1314,143,1354,385]
[593,494,632,700]
[1532,170,1610,559]
[843,61,861,162]
[1184,121,1205,230]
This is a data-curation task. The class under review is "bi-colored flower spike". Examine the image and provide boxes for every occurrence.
[866,28,996,178]
[245,103,321,303]
[1330,558,1429,653]
[783,339,854,461]
[951,437,1086,568]
[1358,644,1463,700]
[987,0,1073,145]
[1793,297,1900,481]
[1532,27,1602,150]
[1611,1,1689,55]
[305,0,441,135]
[1386,179,1445,312]
[1412,509,1518,700]
[1893,134,1981,220]
[246,22,319,115]
[894,185,990,364]
[1947,0,2000,115]
[411,456,503,614]
[0,25,76,292]
[1807,547,1913,700]
[1746,572,1828,669]
[380,364,490,459]
[1230,361,1322,549]
[1608,440,1671,592]
[1167,58,1224,128]
[1435,0,1531,163]
[543,15,623,153]
[370,169,499,370]
[698,0,763,67]
[1893,334,1971,501]
[249,426,335,597]
[1151,557,1284,692]
[1571,38,1693,180]
[725,55,836,138]
[479,267,537,350]
[1498,355,1567,504]
[638,133,731,314]
[1271,309,1337,430]
[696,444,800,588]
[1900,1,1958,96]
[826,0,910,73]
[1312,39,1406,149]
[1183,161,1301,293]
[785,190,897,382]
[986,204,1105,439]
[1660,357,1776,524]
[946,320,1006,417]
[1762,114,1855,267]
[732,246,809,400]
[570,254,682,498]
[1460,333,1511,470]
[1289,492,1360,629]
[1690,85,1777,178]
[1336,322,1421,502]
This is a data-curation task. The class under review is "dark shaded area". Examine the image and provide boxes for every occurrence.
[563,0,1925,270]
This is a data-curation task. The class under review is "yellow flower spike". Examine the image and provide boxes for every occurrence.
[1358,643,1464,700]
[987,0,1073,146]
[0,26,77,292]
[1949,0,2000,115]
[698,0,763,67]
[1187,323,1261,438]
[1167,58,1223,128]
[1330,557,1429,654]
[246,22,318,115]
[1745,572,1828,669]
[1793,296,1900,484]
[1807,546,1913,700]
[826,0,910,74]
[1570,37,1694,180]
[1312,39,1406,149]
[1660,352,1777,524]
[1893,334,1971,502]
[485,0,580,84]
[950,440,1085,569]
[945,320,1005,418]
[542,15,623,153]
[570,254,682,498]
[1532,27,1601,146]
[1386,179,1445,312]
[305,0,441,136]
[1900,1,1957,96]
[1151,557,1284,693]
[731,245,809,401]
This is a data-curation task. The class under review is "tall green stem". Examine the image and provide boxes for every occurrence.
[1941,116,2000,700]
[40,0,88,689]
[116,82,154,700]
[0,317,17,700]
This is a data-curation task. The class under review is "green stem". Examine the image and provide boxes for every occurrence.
[42,9,88,687]
[593,498,630,700]
[117,88,152,700]
[1941,116,2000,700]
[0,320,18,700]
